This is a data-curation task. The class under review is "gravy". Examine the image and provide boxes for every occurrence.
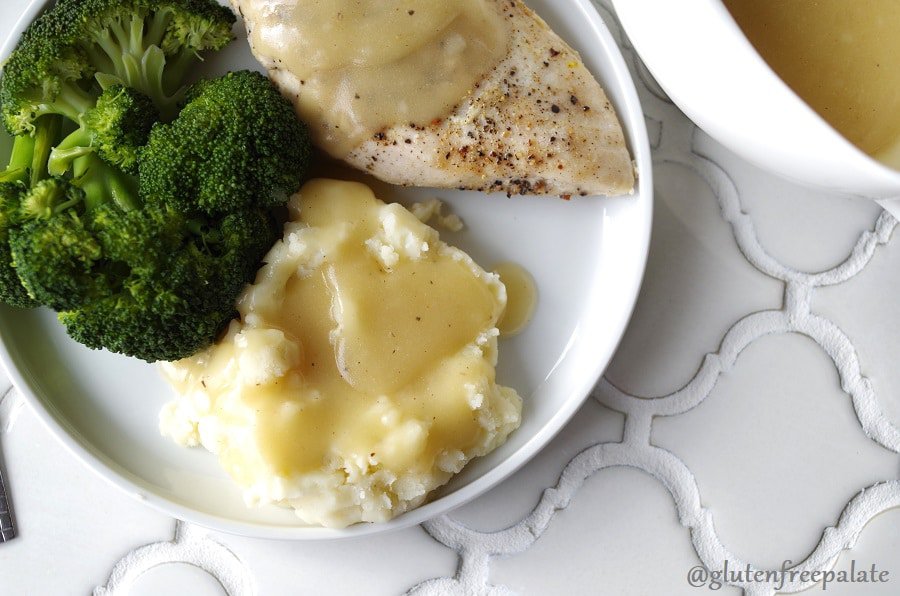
[243,0,510,157]
[725,0,900,168]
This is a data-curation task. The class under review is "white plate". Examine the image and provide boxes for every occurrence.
[0,0,652,539]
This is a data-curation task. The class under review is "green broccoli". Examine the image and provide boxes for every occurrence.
[0,0,233,204]
[1,0,234,136]
[0,181,38,307]
[0,115,64,192]
[49,85,159,177]
[8,173,279,361]
[52,0,235,115]
[0,136,34,185]
[0,0,308,363]
[140,70,312,215]
[8,178,112,310]
[60,205,277,362]
[0,23,96,135]
[0,123,68,308]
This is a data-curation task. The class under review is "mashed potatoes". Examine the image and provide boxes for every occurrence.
[159,179,522,528]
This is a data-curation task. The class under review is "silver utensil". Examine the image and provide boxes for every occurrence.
[0,449,15,542]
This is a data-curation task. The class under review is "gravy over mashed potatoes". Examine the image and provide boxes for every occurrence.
[160,179,522,528]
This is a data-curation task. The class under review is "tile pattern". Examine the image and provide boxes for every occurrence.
[94,521,253,596]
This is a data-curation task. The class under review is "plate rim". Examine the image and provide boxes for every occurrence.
[0,0,653,540]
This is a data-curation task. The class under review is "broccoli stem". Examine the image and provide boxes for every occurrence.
[134,46,178,118]
[128,15,145,57]
[0,134,35,183]
[49,192,85,215]
[48,126,93,176]
[30,116,63,187]
[54,84,97,124]
[93,48,176,120]
[162,49,198,97]
[0,115,62,188]
[84,45,115,78]
[72,155,140,212]
[94,30,128,77]
[145,9,174,48]
[19,87,93,133]
[8,134,34,170]
[91,29,149,105]
[86,15,179,118]
[48,146,95,176]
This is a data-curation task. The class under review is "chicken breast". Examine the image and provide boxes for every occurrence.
[233,0,635,197]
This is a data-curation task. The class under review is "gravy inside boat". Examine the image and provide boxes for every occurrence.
[725,0,900,170]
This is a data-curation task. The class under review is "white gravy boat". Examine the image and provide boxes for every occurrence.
[612,0,900,218]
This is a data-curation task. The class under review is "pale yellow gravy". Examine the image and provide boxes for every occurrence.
[493,262,537,336]
[243,0,509,157]
[725,0,900,168]
[163,180,523,493]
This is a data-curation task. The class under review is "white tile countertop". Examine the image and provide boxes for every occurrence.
[1,1,899,594]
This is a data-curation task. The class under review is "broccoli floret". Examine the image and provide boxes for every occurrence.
[49,85,159,176]
[140,70,311,215]
[0,5,299,362]
[7,178,112,310]
[6,175,147,312]
[0,118,71,308]
[69,153,141,212]
[52,0,235,114]
[41,84,153,214]
[59,203,277,362]
[7,175,276,361]
[4,172,276,360]
[0,181,38,307]
[17,175,85,219]
[0,21,97,135]
[60,287,231,363]
[0,0,235,135]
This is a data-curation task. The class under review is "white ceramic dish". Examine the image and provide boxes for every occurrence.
[612,0,900,218]
[0,0,652,539]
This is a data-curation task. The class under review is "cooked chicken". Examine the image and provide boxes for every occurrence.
[233,0,635,197]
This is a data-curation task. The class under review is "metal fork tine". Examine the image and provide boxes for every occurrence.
[0,446,15,542]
